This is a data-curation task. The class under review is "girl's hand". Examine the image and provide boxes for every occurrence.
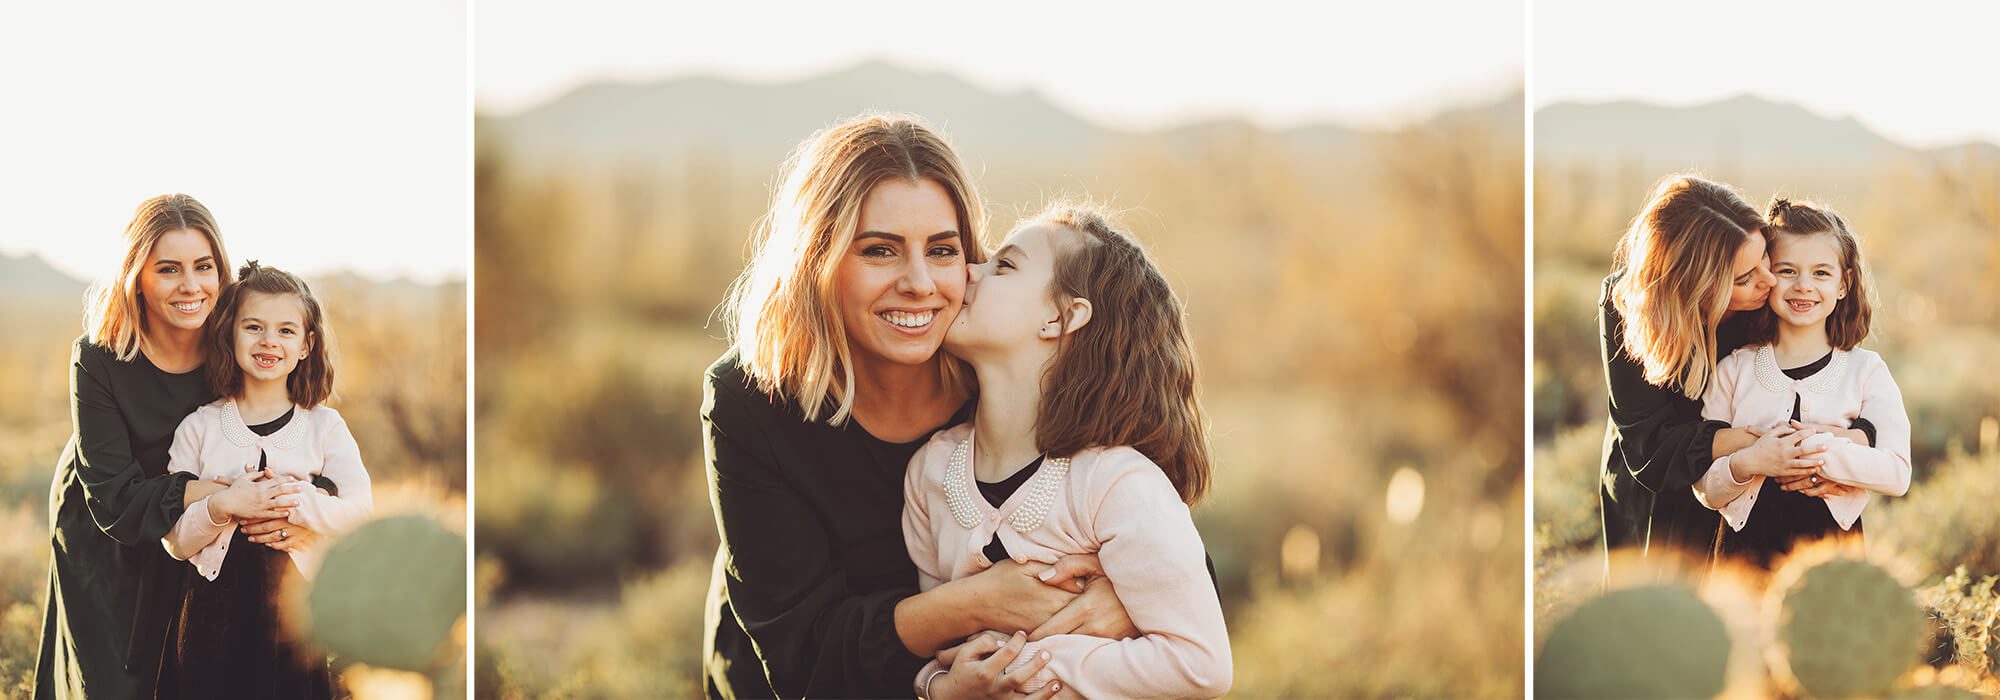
[241,517,318,552]
[928,631,1060,700]
[972,559,1079,633]
[1729,424,1828,480]
[1791,419,1870,447]
[206,471,301,520]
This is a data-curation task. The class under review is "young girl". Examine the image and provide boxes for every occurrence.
[160,261,373,697]
[903,202,1231,699]
[1692,199,1911,569]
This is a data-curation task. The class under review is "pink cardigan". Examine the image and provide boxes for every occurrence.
[902,423,1232,699]
[163,399,374,580]
[1694,345,1911,531]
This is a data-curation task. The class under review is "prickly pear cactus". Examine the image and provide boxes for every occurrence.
[307,515,468,671]
[1774,558,1927,698]
[1535,585,1731,699]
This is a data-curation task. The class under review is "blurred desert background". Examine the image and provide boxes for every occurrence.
[1532,92,2000,692]
[0,260,468,696]
[473,56,1526,697]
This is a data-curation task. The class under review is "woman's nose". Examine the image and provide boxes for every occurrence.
[897,258,937,296]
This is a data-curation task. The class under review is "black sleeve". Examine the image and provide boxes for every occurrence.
[1599,287,1724,494]
[311,474,339,497]
[70,340,194,546]
[1851,417,1878,447]
[703,372,927,698]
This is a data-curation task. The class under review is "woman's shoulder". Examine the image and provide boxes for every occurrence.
[71,334,118,366]
[704,349,780,420]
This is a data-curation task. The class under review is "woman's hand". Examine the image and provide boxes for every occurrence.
[1775,472,1862,498]
[928,631,1062,700]
[970,559,1081,634]
[1028,555,1137,641]
[1728,424,1828,480]
[242,517,319,552]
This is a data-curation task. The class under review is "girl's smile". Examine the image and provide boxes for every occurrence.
[233,291,313,385]
[1768,232,1845,327]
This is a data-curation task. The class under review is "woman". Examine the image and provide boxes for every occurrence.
[1597,175,1873,572]
[703,114,1136,699]
[34,194,305,699]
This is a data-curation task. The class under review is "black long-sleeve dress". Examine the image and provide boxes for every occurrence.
[1597,277,1873,566]
[35,337,208,700]
[701,352,970,699]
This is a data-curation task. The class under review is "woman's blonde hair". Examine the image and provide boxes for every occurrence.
[84,194,233,361]
[1610,175,1765,398]
[723,113,987,424]
[1747,198,1875,349]
[1031,201,1212,504]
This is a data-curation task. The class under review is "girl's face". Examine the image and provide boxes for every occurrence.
[1725,232,1777,312]
[946,222,1072,359]
[1768,232,1846,328]
[138,229,221,333]
[233,291,313,389]
[833,178,967,368]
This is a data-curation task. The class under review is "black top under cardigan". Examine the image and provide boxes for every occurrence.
[701,352,971,699]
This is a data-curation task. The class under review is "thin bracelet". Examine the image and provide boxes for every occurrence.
[917,667,948,699]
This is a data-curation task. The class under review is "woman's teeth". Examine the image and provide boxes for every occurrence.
[882,310,935,328]
[172,301,202,313]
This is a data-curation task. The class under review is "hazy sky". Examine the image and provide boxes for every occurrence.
[1536,0,2000,148]
[0,2,466,285]
[475,1,1525,131]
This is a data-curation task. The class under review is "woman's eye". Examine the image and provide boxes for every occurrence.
[928,245,959,258]
[158,266,177,275]
[196,263,213,272]
[861,245,895,258]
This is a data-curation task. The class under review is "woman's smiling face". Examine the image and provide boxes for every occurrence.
[138,228,221,333]
[833,178,967,368]
[1725,231,1777,312]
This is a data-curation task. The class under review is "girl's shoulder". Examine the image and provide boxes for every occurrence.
[1064,445,1179,503]
[910,423,975,471]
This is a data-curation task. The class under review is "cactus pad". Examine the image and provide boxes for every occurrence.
[1535,585,1731,699]
[307,515,468,671]
[1774,558,1927,698]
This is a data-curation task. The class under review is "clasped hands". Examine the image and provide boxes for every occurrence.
[206,467,325,552]
[1736,420,1866,499]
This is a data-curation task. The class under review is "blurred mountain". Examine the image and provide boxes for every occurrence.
[0,252,87,309]
[1536,95,2000,174]
[483,61,1516,176]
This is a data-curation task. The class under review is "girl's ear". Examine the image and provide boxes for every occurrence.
[303,330,315,355]
[1040,298,1093,339]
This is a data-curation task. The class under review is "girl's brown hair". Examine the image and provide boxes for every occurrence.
[205,261,336,407]
[1747,198,1874,349]
[724,112,987,424]
[1031,201,1212,504]
[85,194,233,361]
[1610,175,1767,398]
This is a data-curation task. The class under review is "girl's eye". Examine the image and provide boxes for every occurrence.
[245,324,261,332]
[997,259,1015,271]
[280,328,296,335]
